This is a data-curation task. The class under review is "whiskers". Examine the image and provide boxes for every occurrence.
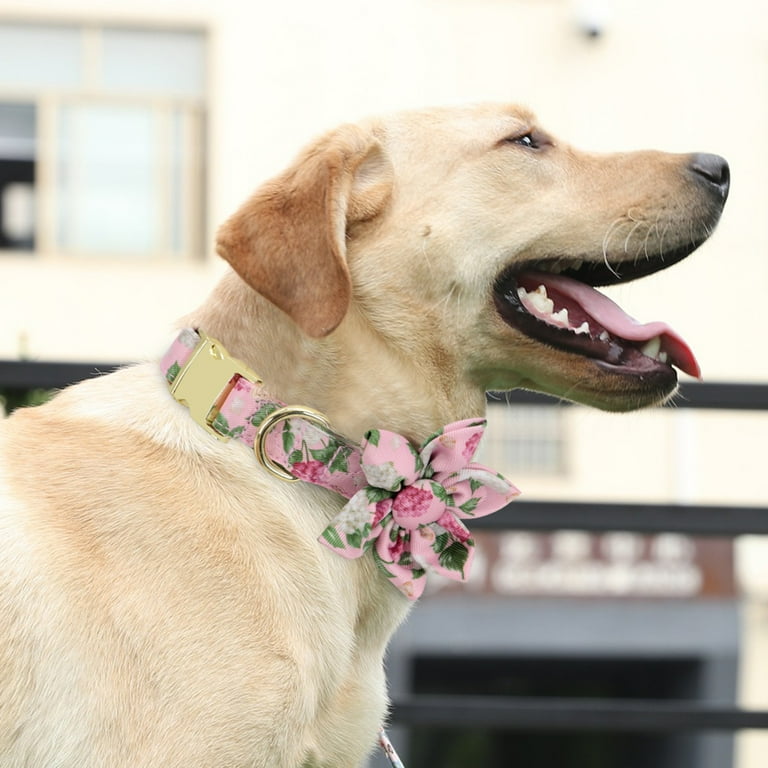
[600,216,631,279]
[601,209,674,276]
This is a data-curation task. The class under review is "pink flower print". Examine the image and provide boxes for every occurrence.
[377,522,407,562]
[393,485,432,517]
[373,499,392,527]
[291,460,327,484]
[462,431,482,461]
[233,376,252,395]
[424,422,486,474]
[436,510,471,543]
[390,532,407,560]
[392,480,446,529]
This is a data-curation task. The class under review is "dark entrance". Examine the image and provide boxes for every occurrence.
[410,655,706,768]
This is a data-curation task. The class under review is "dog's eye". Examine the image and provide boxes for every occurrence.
[507,132,539,150]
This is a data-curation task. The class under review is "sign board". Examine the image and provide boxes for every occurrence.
[428,532,735,599]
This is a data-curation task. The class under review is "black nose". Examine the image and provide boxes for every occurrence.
[689,153,730,200]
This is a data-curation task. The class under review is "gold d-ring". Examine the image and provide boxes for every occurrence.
[254,405,331,482]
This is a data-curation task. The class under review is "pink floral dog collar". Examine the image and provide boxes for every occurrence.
[162,329,520,600]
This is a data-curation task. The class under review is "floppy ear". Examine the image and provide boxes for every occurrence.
[215,124,392,337]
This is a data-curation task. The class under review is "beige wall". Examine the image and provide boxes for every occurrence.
[0,0,765,373]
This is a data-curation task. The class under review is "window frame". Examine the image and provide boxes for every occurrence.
[0,21,207,262]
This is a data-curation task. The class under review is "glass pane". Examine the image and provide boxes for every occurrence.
[0,102,36,161]
[0,23,82,89]
[0,102,36,250]
[102,28,205,98]
[57,104,158,256]
[478,404,565,475]
[170,109,185,252]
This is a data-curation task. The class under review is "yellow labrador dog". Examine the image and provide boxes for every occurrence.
[0,104,728,767]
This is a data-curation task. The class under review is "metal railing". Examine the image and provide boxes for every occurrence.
[1,358,767,411]
[391,696,768,733]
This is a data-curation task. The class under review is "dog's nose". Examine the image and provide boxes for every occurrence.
[689,153,730,200]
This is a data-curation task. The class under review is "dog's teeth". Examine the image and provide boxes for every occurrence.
[551,308,570,327]
[658,352,668,363]
[518,284,595,337]
[599,331,610,342]
[520,285,555,315]
[640,337,661,359]
[570,259,584,271]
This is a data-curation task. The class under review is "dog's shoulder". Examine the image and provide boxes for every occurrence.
[0,364,256,543]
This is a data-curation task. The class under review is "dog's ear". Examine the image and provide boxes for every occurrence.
[215,125,392,337]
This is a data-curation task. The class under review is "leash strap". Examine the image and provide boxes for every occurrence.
[379,728,406,768]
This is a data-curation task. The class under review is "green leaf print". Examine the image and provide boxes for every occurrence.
[250,401,280,427]
[438,540,469,576]
[372,546,396,577]
[329,446,351,474]
[282,423,295,454]
[366,486,393,504]
[210,412,244,439]
[347,523,371,551]
[406,441,424,474]
[460,497,480,515]
[430,481,454,506]
[309,443,337,464]
[433,531,449,554]
[366,429,381,447]
[166,361,181,384]
[321,526,345,549]
[397,550,414,567]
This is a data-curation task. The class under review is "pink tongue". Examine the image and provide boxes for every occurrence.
[525,272,701,378]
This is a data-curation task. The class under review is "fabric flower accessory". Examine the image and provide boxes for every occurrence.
[318,419,520,600]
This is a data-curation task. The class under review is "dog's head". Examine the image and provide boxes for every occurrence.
[216,104,728,413]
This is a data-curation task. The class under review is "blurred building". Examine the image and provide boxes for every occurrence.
[0,1,767,766]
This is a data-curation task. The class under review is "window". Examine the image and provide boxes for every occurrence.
[0,102,35,250]
[477,403,566,476]
[0,22,206,260]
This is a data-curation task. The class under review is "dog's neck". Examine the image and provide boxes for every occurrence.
[162,325,519,601]
[186,270,487,444]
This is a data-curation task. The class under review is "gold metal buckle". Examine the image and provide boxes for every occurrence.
[255,405,331,482]
[169,332,262,440]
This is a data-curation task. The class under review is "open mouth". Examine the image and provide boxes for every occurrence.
[493,251,701,379]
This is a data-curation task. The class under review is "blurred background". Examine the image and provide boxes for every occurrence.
[0,0,766,766]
